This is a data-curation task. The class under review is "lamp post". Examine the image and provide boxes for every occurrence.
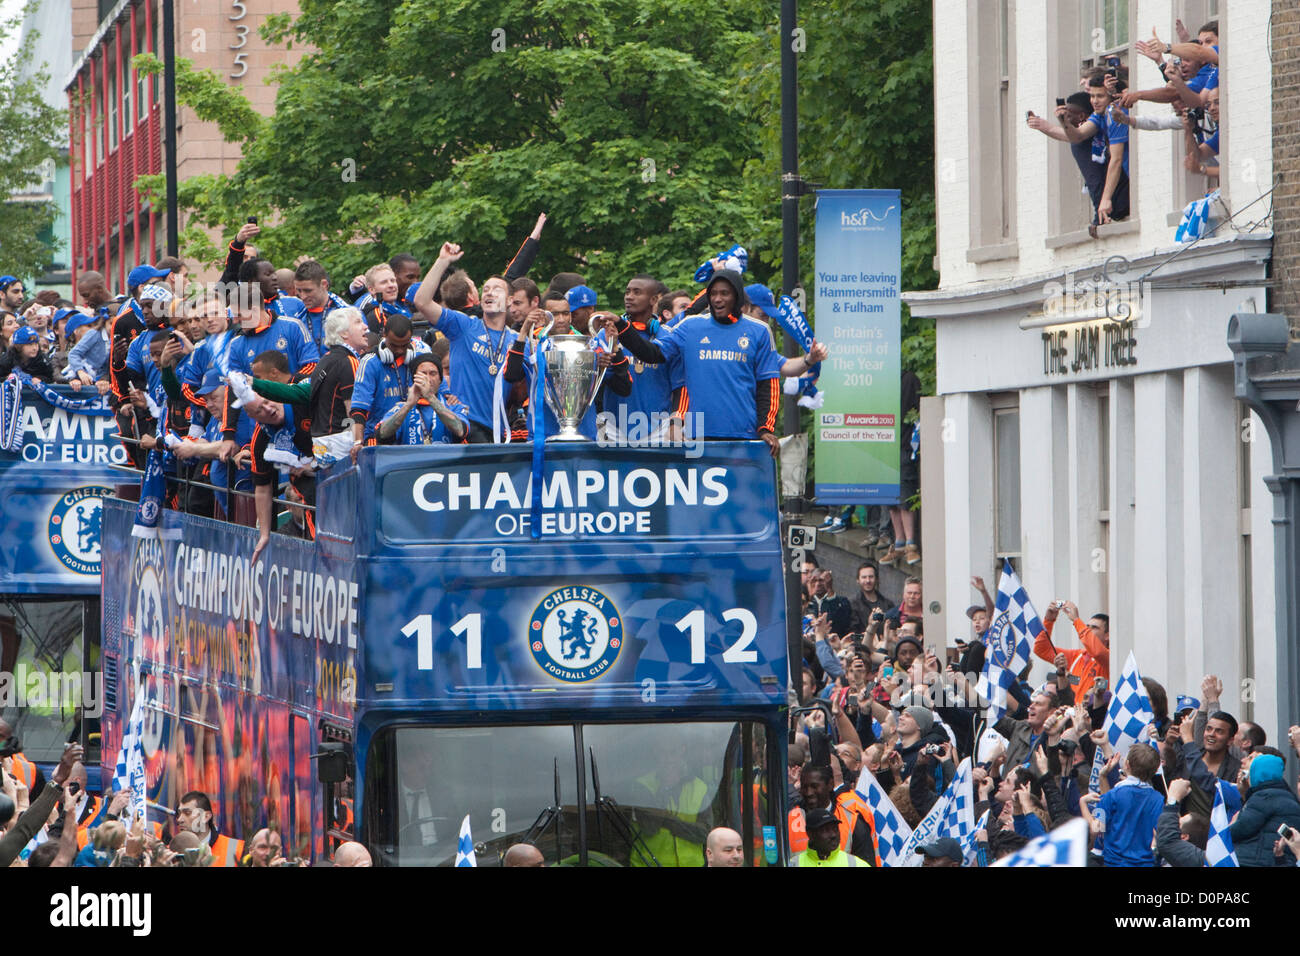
[162,0,178,257]
[1228,313,1300,784]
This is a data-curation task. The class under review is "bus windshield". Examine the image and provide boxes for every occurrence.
[377,720,771,867]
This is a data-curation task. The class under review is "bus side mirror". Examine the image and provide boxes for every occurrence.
[312,741,348,784]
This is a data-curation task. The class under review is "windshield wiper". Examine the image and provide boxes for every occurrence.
[590,747,660,867]
[521,757,565,866]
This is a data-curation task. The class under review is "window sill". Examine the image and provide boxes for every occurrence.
[966,242,1019,264]
[1044,220,1139,250]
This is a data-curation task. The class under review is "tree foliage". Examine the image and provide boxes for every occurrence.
[147,0,936,386]
[0,9,64,281]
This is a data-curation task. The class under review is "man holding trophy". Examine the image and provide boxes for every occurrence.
[503,308,632,441]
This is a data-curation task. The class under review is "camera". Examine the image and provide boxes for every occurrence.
[1056,97,1065,107]
[787,525,817,549]
[923,743,945,756]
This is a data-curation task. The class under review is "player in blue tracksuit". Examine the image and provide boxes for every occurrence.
[613,269,787,452]
[502,311,632,441]
[412,242,520,443]
[374,353,470,445]
[218,223,308,324]
[349,314,433,445]
[220,281,320,446]
[598,275,677,442]
[293,260,351,350]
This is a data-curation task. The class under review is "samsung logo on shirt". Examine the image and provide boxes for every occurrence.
[698,349,747,362]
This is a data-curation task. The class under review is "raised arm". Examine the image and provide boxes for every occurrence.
[502,213,547,282]
[780,341,828,377]
[412,242,466,328]
[1028,111,1070,141]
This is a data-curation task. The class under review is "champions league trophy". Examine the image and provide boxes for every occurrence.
[542,333,607,441]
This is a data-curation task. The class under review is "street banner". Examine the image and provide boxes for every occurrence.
[813,188,902,504]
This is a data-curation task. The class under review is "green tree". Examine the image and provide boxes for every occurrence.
[735,0,937,393]
[140,0,774,301]
[0,9,63,281]
[139,0,936,386]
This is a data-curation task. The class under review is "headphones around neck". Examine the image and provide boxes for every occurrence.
[377,342,416,366]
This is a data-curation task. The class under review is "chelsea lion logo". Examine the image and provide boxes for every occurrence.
[528,586,623,683]
[48,486,112,575]
[737,335,749,348]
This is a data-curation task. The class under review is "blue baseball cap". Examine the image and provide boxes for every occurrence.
[11,326,39,345]
[1175,695,1201,714]
[566,285,597,310]
[127,264,171,289]
[0,275,18,291]
[744,283,782,319]
[195,369,225,396]
[63,312,95,339]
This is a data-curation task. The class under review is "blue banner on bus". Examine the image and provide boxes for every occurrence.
[0,384,123,594]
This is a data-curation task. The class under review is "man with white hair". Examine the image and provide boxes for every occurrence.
[248,306,369,466]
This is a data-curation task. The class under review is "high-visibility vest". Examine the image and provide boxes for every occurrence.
[789,793,881,865]
[74,796,104,850]
[209,832,245,867]
[8,753,38,791]
[630,775,709,868]
[788,847,870,867]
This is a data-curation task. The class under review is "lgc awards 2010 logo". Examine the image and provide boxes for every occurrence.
[528,586,624,683]
[48,486,112,575]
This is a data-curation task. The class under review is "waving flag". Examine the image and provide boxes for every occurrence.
[131,449,168,538]
[1205,781,1239,867]
[854,766,915,867]
[110,683,148,825]
[455,814,477,867]
[977,560,1042,721]
[940,758,978,862]
[693,243,748,283]
[1105,651,1153,759]
[992,818,1089,867]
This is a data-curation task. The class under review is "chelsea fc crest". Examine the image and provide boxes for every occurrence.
[48,486,112,575]
[528,586,623,683]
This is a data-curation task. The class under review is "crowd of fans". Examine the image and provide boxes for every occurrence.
[2,214,827,552]
[790,558,1300,866]
[1026,18,1220,238]
[0,742,371,867]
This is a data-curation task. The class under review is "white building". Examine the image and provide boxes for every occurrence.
[906,0,1279,734]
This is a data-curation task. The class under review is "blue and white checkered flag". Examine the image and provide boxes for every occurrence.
[455,814,477,867]
[977,560,1042,722]
[1105,651,1153,759]
[1205,780,1239,867]
[940,758,978,862]
[110,682,148,825]
[991,818,1089,867]
[854,766,915,868]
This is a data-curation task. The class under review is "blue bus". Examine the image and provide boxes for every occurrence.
[0,382,123,788]
[100,441,790,865]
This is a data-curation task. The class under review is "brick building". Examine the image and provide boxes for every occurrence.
[1273,2,1300,333]
[65,0,300,292]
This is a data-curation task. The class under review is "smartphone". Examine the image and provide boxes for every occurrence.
[1056,97,1065,107]
[1107,56,1120,68]
[246,216,258,224]
[1279,823,1295,841]
[1025,109,1032,119]
[881,664,894,679]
